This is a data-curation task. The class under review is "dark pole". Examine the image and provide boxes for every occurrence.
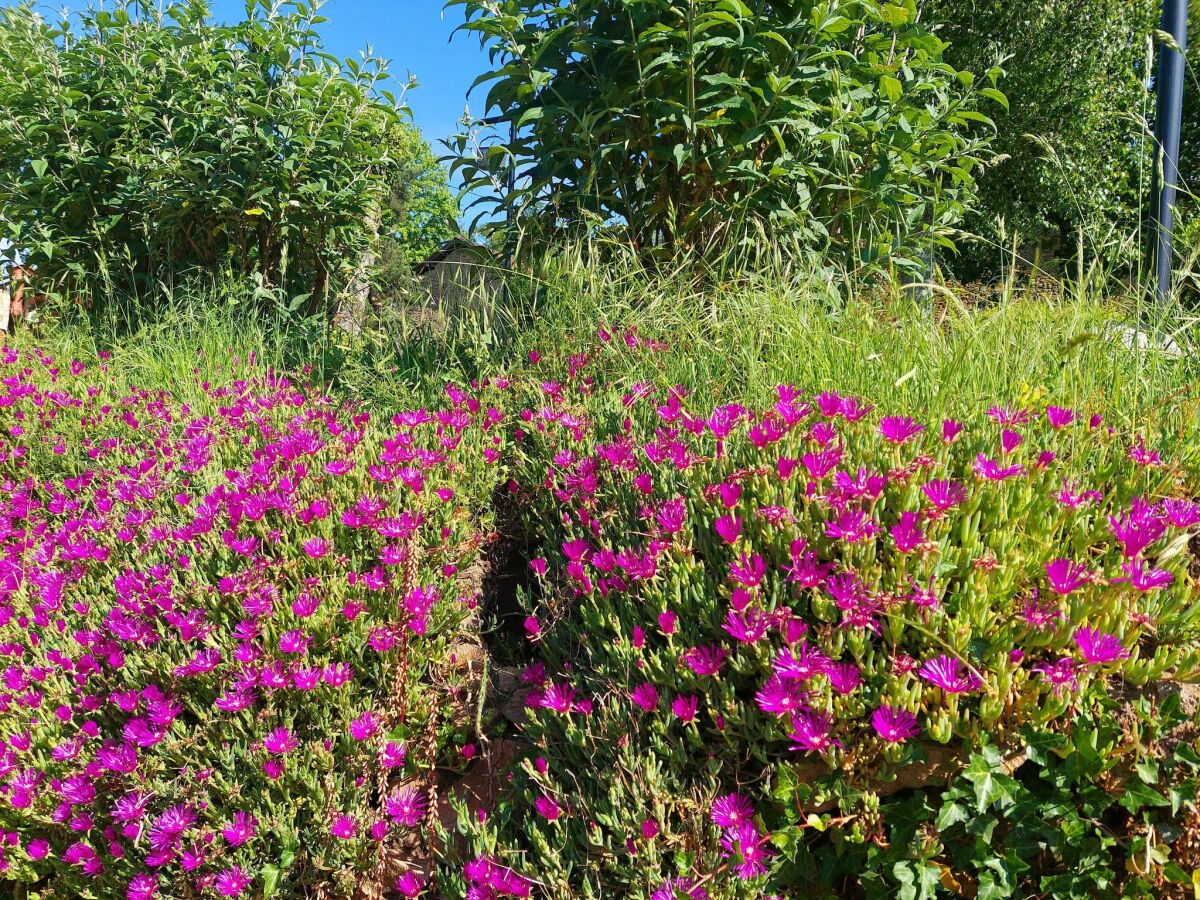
[1152,0,1189,301]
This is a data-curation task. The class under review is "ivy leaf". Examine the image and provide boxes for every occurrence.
[1119,781,1169,814]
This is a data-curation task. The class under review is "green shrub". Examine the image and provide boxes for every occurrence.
[0,1,398,313]
[447,0,1004,274]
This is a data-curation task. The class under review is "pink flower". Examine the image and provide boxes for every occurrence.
[715,514,742,544]
[214,866,252,897]
[671,694,699,722]
[871,705,919,742]
[349,711,379,741]
[303,537,330,558]
[710,793,756,828]
[1073,627,1128,664]
[1044,558,1090,595]
[1033,657,1078,695]
[718,482,742,508]
[973,454,1023,481]
[658,610,678,635]
[631,683,659,711]
[385,787,428,827]
[942,419,964,443]
[788,709,837,753]
[331,815,357,839]
[683,644,726,676]
[1000,429,1023,455]
[879,416,925,444]
[535,796,561,821]
[1115,558,1174,591]
[396,871,427,897]
[221,811,257,848]
[921,479,967,513]
[1045,406,1076,428]
[918,655,982,693]
[720,821,774,879]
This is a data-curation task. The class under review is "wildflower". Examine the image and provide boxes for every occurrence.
[879,416,925,444]
[1000,429,1023,455]
[710,793,756,828]
[653,878,709,900]
[715,514,742,544]
[720,821,774,879]
[942,419,964,443]
[1115,558,1174,591]
[1044,558,1091,595]
[918,655,982,693]
[921,479,967,513]
[349,711,379,741]
[535,796,561,821]
[330,815,357,839]
[871,705,919,743]
[1128,437,1163,466]
[774,641,831,681]
[788,709,837,753]
[683,645,726,676]
[723,607,770,643]
[1045,406,1076,428]
[827,662,861,695]
[540,683,578,714]
[891,511,924,552]
[1033,657,1078,695]
[1109,508,1167,558]
[385,787,428,826]
[755,675,808,717]
[1163,498,1200,528]
[127,873,159,900]
[1073,627,1128,664]
[672,694,699,722]
[824,509,881,543]
[718,482,742,508]
[973,454,1023,481]
[214,866,253,897]
[303,537,330,558]
[658,610,678,635]
[631,683,659,711]
[396,872,426,897]
[987,405,1031,426]
[220,811,257,848]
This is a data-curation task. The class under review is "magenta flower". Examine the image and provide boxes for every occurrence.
[671,694,699,722]
[1073,627,1128,664]
[921,479,967,513]
[331,815,357,839]
[220,811,257,848]
[658,610,678,635]
[973,454,1023,481]
[214,866,253,897]
[385,787,428,827]
[396,872,427,898]
[540,682,578,714]
[1115,558,1174,591]
[535,795,561,821]
[788,709,837,753]
[1163,498,1200,528]
[773,641,831,681]
[719,481,743,508]
[715,514,742,544]
[879,416,925,444]
[942,418,965,443]
[1045,405,1076,428]
[1044,558,1090,595]
[710,793,756,828]
[918,655,982,693]
[303,537,330,558]
[1033,657,1078,695]
[653,878,710,900]
[1000,429,1023,455]
[755,675,808,718]
[824,509,881,543]
[1109,509,1167,558]
[349,711,379,741]
[683,644,726,676]
[891,511,924,553]
[871,705,919,743]
[631,682,659,711]
[723,607,770,643]
[719,821,774,879]
[827,662,861,695]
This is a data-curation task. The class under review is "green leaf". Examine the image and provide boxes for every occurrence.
[880,75,902,103]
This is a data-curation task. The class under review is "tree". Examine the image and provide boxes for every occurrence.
[373,121,460,301]
[0,0,401,315]
[447,0,1003,275]
[926,0,1162,273]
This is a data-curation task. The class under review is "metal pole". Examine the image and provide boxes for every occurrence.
[1152,0,1189,301]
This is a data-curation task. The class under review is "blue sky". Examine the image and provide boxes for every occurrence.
[210,0,490,150]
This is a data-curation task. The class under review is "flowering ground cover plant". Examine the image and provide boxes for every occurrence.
[0,345,507,897]
[450,329,1200,897]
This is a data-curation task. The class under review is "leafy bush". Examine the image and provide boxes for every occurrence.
[446,326,1200,896]
[373,121,461,300]
[926,0,1197,273]
[0,1,398,313]
[0,344,502,896]
[448,0,1004,273]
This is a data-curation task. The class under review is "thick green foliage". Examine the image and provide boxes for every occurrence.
[447,0,1003,274]
[373,121,461,299]
[928,0,1200,274]
[0,0,399,311]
